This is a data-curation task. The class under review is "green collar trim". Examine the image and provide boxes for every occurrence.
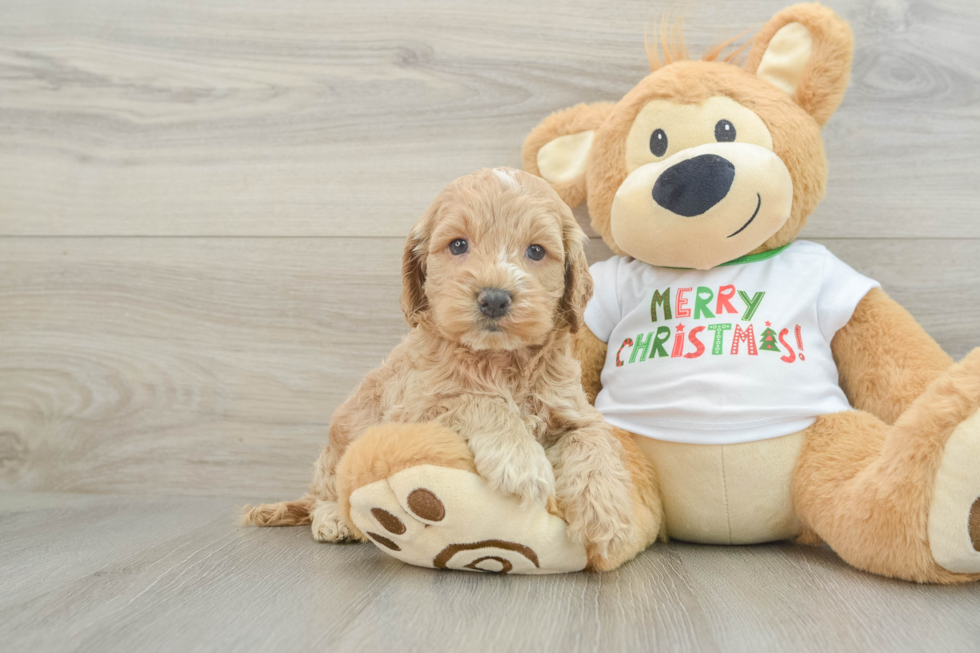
[717,243,791,267]
[653,243,792,270]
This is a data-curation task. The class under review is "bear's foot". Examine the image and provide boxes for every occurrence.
[348,464,587,574]
[795,348,980,583]
[335,422,588,575]
[928,408,980,573]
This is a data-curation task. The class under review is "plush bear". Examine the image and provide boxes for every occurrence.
[522,2,980,583]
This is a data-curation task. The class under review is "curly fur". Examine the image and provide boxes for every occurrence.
[244,168,662,565]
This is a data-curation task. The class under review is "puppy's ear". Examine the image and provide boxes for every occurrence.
[400,206,435,327]
[523,102,615,209]
[744,3,854,127]
[557,206,593,334]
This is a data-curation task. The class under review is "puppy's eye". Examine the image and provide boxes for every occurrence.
[649,129,668,157]
[715,119,736,142]
[449,239,468,255]
[526,244,546,261]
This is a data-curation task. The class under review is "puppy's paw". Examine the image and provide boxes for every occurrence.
[558,467,635,564]
[472,438,556,506]
[311,500,363,543]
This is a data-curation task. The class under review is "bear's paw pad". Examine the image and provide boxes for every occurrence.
[348,465,587,575]
[929,410,980,573]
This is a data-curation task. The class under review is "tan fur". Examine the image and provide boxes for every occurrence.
[793,349,980,583]
[832,287,954,424]
[526,2,980,583]
[523,5,846,258]
[524,61,830,258]
[522,102,616,209]
[571,326,607,405]
[588,61,828,258]
[743,3,854,127]
[646,21,756,71]
[701,30,754,67]
[242,496,315,527]
[589,427,667,570]
[644,17,690,71]
[335,422,477,527]
[245,168,660,566]
[795,527,824,547]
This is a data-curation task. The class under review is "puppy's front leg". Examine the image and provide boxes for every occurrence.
[548,419,636,561]
[438,396,555,506]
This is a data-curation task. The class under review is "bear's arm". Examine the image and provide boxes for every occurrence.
[831,287,953,424]
[572,325,608,405]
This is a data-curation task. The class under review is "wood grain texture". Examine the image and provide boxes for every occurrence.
[1,492,979,653]
[1,237,977,498]
[0,238,403,498]
[2,0,980,647]
[0,0,978,237]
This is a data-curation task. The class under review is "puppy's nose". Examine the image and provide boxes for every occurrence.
[478,287,512,319]
[652,154,735,217]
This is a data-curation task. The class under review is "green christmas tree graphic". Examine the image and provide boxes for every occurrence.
[759,323,781,352]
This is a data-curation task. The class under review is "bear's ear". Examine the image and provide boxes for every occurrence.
[744,3,854,127]
[523,102,615,208]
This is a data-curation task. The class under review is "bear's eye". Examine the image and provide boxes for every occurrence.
[649,129,668,157]
[715,119,736,142]
[449,239,468,255]
[526,244,546,261]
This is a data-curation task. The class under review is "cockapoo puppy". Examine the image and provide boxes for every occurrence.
[246,168,662,567]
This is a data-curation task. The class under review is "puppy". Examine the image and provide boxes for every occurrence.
[246,168,636,560]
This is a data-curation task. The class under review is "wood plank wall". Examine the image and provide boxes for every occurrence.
[1,0,978,500]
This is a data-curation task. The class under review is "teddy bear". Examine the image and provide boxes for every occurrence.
[521,2,980,583]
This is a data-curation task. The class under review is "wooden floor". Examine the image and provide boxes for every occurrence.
[2,492,979,653]
[1,0,979,651]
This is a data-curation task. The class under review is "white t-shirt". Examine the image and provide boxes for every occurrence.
[584,241,879,444]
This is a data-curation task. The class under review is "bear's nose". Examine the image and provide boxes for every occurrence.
[652,154,736,217]
[478,288,512,319]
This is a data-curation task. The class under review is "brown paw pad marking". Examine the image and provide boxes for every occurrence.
[970,497,980,552]
[433,540,539,574]
[366,532,400,551]
[371,508,406,535]
[464,557,513,574]
[407,488,445,522]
